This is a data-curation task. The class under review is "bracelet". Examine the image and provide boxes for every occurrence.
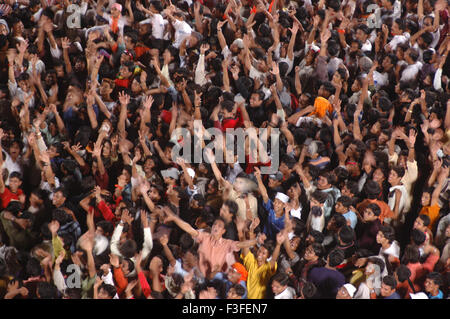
[337,29,346,34]
[115,184,123,190]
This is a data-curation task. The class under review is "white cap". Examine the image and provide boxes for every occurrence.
[275,192,289,204]
[343,284,356,298]
[410,292,428,299]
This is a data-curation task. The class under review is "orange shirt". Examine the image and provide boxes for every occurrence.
[309,97,333,118]
[419,204,440,230]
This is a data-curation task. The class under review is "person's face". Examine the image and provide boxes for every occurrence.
[336,286,352,299]
[48,145,58,159]
[182,251,196,269]
[95,226,105,236]
[287,183,301,199]
[131,79,142,94]
[256,246,269,264]
[392,22,401,35]
[376,231,386,245]
[271,280,286,296]
[388,170,400,185]
[102,141,111,157]
[413,217,426,231]
[341,185,352,198]
[382,56,393,71]
[351,80,361,92]
[317,176,329,190]
[211,219,226,238]
[0,24,7,36]
[227,287,242,299]
[350,41,360,53]
[207,180,217,194]
[13,21,24,34]
[290,236,300,251]
[18,79,30,93]
[29,193,43,207]
[335,202,346,214]
[111,7,121,18]
[370,122,381,135]
[363,208,377,222]
[268,177,280,189]
[9,142,21,159]
[66,87,82,106]
[9,177,22,192]
[100,81,113,95]
[445,224,450,238]
[304,245,317,261]
[356,29,367,42]
[144,158,155,173]
[119,66,132,79]
[121,260,130,275]
[373,169,385,184]
[424,278,438,294]
[249,93,262,108]
[273,198,285,213]
[219,204,232,221]
[233,177,247,193]
[97,288,112,299]
[121,169,131,183]
[380,283,394,297]
[227,267,241,284]
[52,191,66,207]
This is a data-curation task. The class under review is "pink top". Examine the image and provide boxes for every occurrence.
[195,231,240,278]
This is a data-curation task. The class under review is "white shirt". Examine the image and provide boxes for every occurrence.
[141,13,165,39]
[275,286,296,299]
[172,19,192,49]
[387,184,408,224]
[400,62,423,83]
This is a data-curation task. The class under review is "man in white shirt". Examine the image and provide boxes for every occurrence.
[164,7,192,49]
[400,48,423,83]
[137,1,166,41]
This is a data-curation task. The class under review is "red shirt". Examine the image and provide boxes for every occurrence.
[0,187,23,209]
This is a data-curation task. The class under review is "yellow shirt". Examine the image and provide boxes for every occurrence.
[242,251,277,299]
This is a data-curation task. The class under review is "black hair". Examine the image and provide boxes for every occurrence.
[390,166,405,179]
[97,220,114,236]
[426,272,443,287]
[99,283,117,298]
[37,282,58,299]
[367,203,381,216]
[336,196,352,209]
[379,225,396,243]
[311,190,328,204]
[230,283,246,297]
[417,214,431,227]
[382,275,397,290]
[6,201,22,216]
[26,257,42,277]
[332,214,347,229]
[396,264,412,282]
[272,272,290,286]
[327,249,345,267]
[223,200,238,218]
[301,281,317,299]
[310,243,325,257]
[119,240,137,259]
[411,229,426,246]
[308,230,325,244]
[338,226,355,245]
[401,245,420,264]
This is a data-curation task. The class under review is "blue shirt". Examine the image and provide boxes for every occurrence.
[385,291,401,299]
[343,210,358,229]
[263,199,285,241]
[428,290,443,299]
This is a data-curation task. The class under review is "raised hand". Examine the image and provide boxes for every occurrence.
[61,37,70,50]
[141,209,149,228]
[143,94,154,109]
[118,91,130,106]
[200,43,210,55]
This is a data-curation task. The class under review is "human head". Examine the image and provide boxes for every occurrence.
[271,272,290,296]
[327,249,345,268]
[363,203,381,222]
[380,275,397,297]
[376,225,396,246]
[413,214,430,232]
[424,272,443,296]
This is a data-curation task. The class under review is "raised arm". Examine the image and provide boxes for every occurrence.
[254,167,269,203]
[163,206,199,238]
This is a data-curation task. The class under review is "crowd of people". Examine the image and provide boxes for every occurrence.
[0,0,448,300]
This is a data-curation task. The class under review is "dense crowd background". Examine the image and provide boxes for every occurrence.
[0,0,448,299]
